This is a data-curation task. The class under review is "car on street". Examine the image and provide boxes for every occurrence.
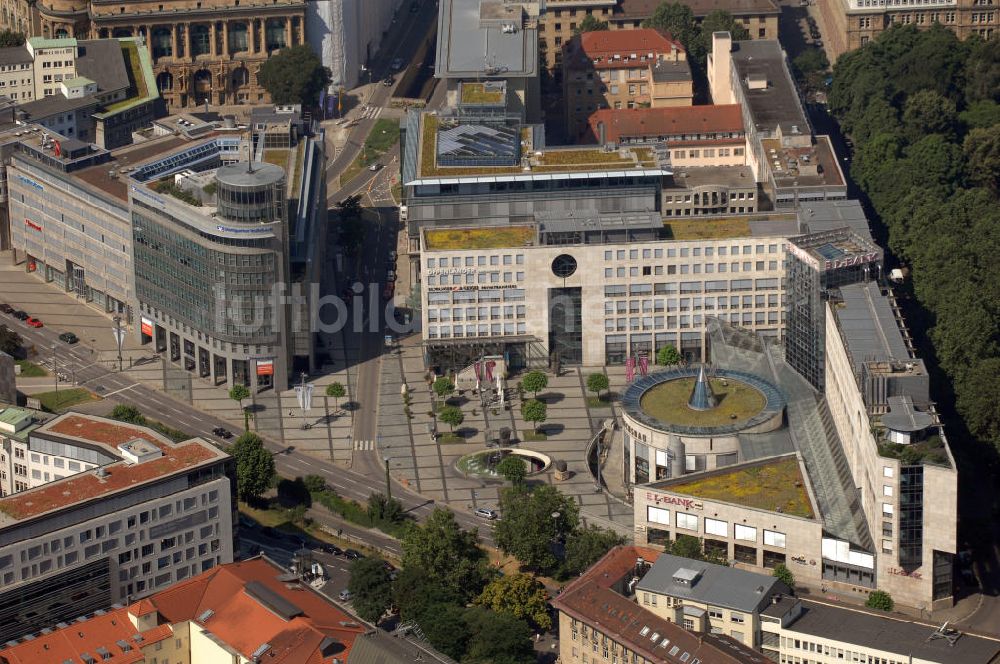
[338,589,352,601]
[474,507,499,520]
[12,310,28,321]
[368,162,382,172]
[344,549,363,560]
[391,57,404,70]
[382,76,394,87]
[58,332,79,344]
[0,304,13,314]
[26,317,43,328]
[212,426,233,439]
[319,544,343,556]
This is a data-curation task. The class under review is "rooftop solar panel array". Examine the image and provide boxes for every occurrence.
[436,120,520,167]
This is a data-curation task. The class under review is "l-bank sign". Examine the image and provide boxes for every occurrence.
[646,492,703,511]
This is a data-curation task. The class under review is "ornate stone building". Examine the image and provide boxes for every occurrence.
[0,0,306,109]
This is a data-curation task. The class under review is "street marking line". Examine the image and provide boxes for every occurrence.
[102,383,140,397]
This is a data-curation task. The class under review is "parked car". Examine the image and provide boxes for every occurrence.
[12,310,28,321]
[344,549,363,560]
[212,426,233,439]
[319,544,343,556]
[391,57,404,70]
[26,317,43,328]
[474,507,499,520]
[58,332,79,344]
[0,304,13,314]
[338,589,352,601]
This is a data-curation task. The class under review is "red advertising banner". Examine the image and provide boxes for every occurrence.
[256,360,274,376]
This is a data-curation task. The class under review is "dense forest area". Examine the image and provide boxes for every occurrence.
[829,26,1000,454]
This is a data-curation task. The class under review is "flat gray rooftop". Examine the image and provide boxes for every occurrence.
[636,552,787,613]
[436,0,538,78]
[667,164,754,189]
[731,40,809,137]
[797,199,873,239]
[76,39,130,93]
[788,600,1000,664]
[835,282,913,374]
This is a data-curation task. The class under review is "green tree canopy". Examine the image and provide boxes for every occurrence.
[496,454,527,486]
[432,376,455,399]
[463,607,536,664]
[303,474,327,493]
[586,372,610,397]
[772,563,795,588]
[577,15,609,33]
[229,383,251,430]
[965,35,1000,103]
[348,557,394,623]
[642,3,697,51]
[865,590,894,611]
[276,476,311,507]
[257,44,331,106]
[476,573,552,629]
[495,485,579,573]
[521,399,547,432]
[0,31,24,48]
[656,344,682,366]
[964,124,1000,194]
[392,564,460,621]
[110,404,146,425]
[367,492,404,524]
[325,382,345,408]
[562,525,627,578]
[401,508,492,601]
[438,405,464,431]
[902,89,958,142]
[0,325,21,356]
[521,370,548,397]
[227,432,275,502]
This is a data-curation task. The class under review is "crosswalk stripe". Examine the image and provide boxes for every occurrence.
[352,440,374,450]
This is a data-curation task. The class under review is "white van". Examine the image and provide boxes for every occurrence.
[399,205,408,221]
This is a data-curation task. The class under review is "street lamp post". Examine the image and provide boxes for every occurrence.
[113,315,123,372]
[51,344,58,395]
[384,456,392,502]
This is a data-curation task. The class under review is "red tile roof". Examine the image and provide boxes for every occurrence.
[586,105,745,144]
[148,557,365,663]
[0,413,222,522]
[0,607,173,664]
[551,546,770,664]
[566,28,685,70]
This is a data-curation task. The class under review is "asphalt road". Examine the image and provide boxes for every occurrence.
[5,311,496,547]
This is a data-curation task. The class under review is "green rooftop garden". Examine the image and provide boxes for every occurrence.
[152,179,202,207]
[424,225,535,251]
[263,149,289,168]
[878,434,950,467]
[640,376,765,428]
[665,217,753,240]
[667,456,815,519]
[419,115,659,177]
[100,40,153,115]
[461,82,505,104]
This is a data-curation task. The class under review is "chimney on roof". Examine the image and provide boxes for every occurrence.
[597,121,606,146]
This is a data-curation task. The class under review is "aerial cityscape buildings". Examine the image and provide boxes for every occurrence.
[0,0,994,661]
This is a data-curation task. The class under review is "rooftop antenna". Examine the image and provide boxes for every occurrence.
[247,124,255,174]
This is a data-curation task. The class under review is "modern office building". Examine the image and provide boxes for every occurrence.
[562,28,693,140]
[130,120,327,391]
[0,0,307,110]
[436,0,541,120]
[4,109,326,390]
[630,200,957,610]
[635,552,790,649]
[761,596,1000,664]
[0,412,235,644]
[708,33,847,208]
[0,556,369,664]
[551,545,772,664]
[820,0,996,61]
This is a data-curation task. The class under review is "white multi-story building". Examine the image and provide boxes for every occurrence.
[421,217,791,370]
[307,0,404,90]
[0,411,235,644]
